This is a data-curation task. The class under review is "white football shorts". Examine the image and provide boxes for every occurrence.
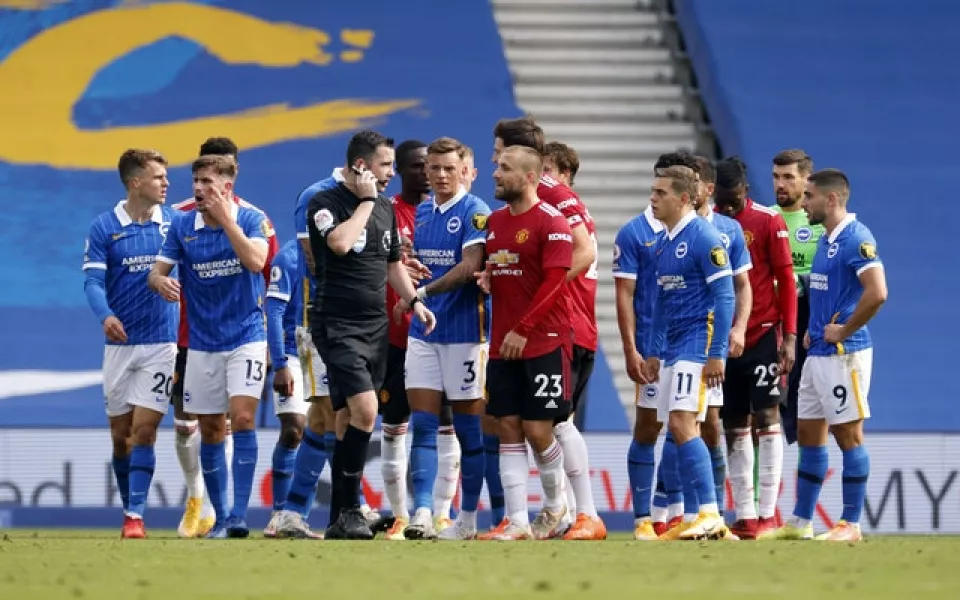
[656,360,710,424]
[296,326,330,398]
[798,348,873,426]
[102,343,177,417]
[183,341,268,415]
[404,337,487,400]
[273,354,309,416]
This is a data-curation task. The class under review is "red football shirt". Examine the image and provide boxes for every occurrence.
[487,201,574,359]
[537,175,599,351]
[725,199,793,349]
[173,195,279,348]
[387,195,419,348]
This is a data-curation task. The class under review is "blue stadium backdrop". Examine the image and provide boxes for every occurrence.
[1,0,957,534]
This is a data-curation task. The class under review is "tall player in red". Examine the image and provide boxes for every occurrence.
[714,157,797,539]
[170,137,279,538]
[380,139,433,539]
[492,117,605,540]
[476,145,574,541]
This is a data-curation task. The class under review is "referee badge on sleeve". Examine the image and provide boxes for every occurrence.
[313,209,335,235]
[709,246,729,268]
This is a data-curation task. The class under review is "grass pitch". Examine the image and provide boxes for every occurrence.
[0,530,958,599]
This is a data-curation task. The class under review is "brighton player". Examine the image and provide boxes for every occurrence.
[477,146,572,541]
[493,117,604,540]
[613,187,665,540]
[262,240,318,538]
[622,153,751,540]
[764,169,885,542]
[771,149,824,444]
[150,154,270,538]
[642,165,735,540]
[83,149,177,539]
[714,157,796,539]
[170,138,278,538]
[393,137,491,540]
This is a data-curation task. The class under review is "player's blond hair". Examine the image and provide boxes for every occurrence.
[427,137,467,159]
[192,154,238,179]
[655,165,698,200]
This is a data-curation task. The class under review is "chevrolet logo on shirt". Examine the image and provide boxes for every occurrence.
[488,250,519,266]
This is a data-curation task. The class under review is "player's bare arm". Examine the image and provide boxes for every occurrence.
[825,265,887,344]
[728,271,753,358]
[614,277,646,384]
[324,171,378,256]
[148,261,180,302]
[422,244,485,297]
[387,260,436,335]
[567,223,595,280]
[473,262,492,294]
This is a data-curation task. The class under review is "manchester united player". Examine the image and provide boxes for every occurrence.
[542,141,579,187]
[492,117,604,540]
[476,145,573,541]
[170,137,279,538]
[714,157,797,539]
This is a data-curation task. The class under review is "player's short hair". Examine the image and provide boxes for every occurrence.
[807,168,850,201]
[192,154,238,179]
[773,148,814,175]
[715,156,749,189]
[655,165,698,199]
[694,156,716,184]
[654,151,700,175]
[494,116,545,155]
[462,145,475,160]
[347,130,395,166]
[117,149,167,187]
[199,137,238,158]
[395,139,426,171]
[544,141,580,183]
[427,136,466,158]
[503,145,543,176]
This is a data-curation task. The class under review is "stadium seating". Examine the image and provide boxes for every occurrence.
[674,0,960,431]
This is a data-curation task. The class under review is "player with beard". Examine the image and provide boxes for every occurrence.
[476,146,573,540]
[771,150,824,445]
[491,117,604,540]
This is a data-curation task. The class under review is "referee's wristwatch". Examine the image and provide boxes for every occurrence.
[409,295,423,310]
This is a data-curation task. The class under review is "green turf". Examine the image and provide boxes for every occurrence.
[0,530,958,599]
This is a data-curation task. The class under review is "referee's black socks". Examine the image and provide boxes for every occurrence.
[339,425,372,513]
[328,439,345,526]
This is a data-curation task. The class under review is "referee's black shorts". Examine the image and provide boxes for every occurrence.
[312,316,389,411]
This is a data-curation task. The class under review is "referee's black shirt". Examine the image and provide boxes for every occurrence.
[306,183,401,321]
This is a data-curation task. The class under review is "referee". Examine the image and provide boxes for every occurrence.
[307,130,436,539]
